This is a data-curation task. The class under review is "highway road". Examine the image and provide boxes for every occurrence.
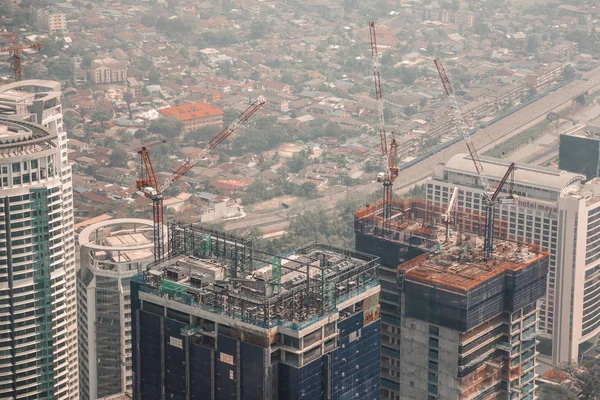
[225,66,600,232]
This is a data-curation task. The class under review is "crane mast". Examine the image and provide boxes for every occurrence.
[369,21,399,230]
[434,59,515,260]
[137,97,265,261]
[0,33,43,82]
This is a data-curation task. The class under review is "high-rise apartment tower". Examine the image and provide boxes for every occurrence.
[0,80,78,399]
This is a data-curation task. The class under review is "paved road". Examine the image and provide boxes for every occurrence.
[225,66,600,232]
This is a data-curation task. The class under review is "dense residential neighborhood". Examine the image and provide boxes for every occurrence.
[1,0,598,228]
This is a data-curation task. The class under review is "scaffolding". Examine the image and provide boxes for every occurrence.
[459,358,504,400]
[138,224,380,331]
[355,198,439,252]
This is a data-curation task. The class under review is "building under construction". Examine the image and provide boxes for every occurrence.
[355,198,548,400]
[355,198,440,399]
[131,222,381,400]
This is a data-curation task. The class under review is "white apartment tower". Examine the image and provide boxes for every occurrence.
[427,153,600,365]
[554,179,600,363]
[0,80,78,398]
[78,218,154,400]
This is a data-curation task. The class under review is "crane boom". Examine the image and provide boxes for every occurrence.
[434,59,519,260]
[137,97,265,261]
[443,187,459,223]
[158,96,265,193]
[433,59,493,197]
[491,163,516,203]
[369,21,387,155]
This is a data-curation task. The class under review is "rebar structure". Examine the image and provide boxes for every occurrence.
[137,223,380,330]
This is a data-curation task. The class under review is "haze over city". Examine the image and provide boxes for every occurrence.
[0,0,599,398]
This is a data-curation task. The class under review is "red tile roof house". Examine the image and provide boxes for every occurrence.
[159,102,224,134]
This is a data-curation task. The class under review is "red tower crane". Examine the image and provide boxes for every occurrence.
[0,33,43,82]
[369,21,399,230]
[137,97,266,261]
[369,21,387,155]
[434,59,515,260]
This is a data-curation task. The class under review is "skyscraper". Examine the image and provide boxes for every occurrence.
[355,197,547,399]
[78,218,155,400]
[425,153,600,364]
[0,80,78,399]
[131,223,381,400]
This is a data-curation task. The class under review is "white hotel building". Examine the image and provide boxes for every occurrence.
[427,153,600,364]
[0,80,78,398]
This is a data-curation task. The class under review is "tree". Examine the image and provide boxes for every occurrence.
[363,160,378,173]
[250,21,268,39]
[538,383,578,400]
[563,358,600,400]
[40,39,61,58]
[187,125,220,143]
[563,65,575,81]
[80,53,93,69]
[91,110,112,128]
[123,91,134,120]
[148,118,184,140]
[405,105,418,116]
[140,13,155,27]
[85,2,93,10]
[526,34,542,54]
[134,129,148,139]
[297,182,318,198]
[148,70,161,85]
[109,148,129,168]
[286,150,311,173]
[46,56,74,81]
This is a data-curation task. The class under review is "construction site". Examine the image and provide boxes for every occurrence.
[354,195,547,400]
[131,222,381,399]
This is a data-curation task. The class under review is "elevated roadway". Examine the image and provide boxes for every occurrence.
[225,65,600,232]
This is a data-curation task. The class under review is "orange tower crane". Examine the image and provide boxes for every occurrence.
[369,21,399,230]
[0,33,43,82]
[137,97,265,261]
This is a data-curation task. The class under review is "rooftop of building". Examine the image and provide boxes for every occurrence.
[444,153,585,192]
[399,224,546,294]
[560,123,600,140]
[355,197,547,294]
[159,102,224,121]
[79,218,154,263]
[0,117,56,156]
[354,198,440,252]
[135,224,379,330]
[0,89,35,104]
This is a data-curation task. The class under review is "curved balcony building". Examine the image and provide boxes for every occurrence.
[0,80,78,399]
[78,219,154,400]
